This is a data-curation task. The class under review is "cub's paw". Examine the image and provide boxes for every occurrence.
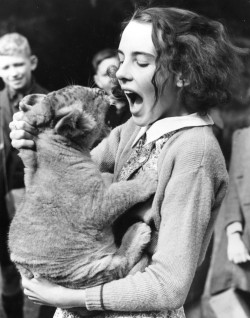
[129,255,149,275]
[121,221,151,254]
[138,169,158,194]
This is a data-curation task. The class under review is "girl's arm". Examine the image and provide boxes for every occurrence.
[22,275,86,308]
[90,124,121,172]
[85,166,225,312]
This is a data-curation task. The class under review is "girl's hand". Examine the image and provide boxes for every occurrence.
[227,233,250,264]
[9,111,37,149]
[21,274,86,309]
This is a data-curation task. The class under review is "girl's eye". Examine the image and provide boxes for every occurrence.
[136,61,149,67]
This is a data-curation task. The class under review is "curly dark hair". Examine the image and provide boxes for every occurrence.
[117,7,244,114]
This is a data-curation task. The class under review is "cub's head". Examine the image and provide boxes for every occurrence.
[19,85,110,148]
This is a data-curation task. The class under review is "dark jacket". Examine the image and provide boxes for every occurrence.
[0,80,48,193]
[210,127,250,294]
[0,80,48,266]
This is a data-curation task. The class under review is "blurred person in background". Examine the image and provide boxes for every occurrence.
[209,126,250,315]
[92,48,131,131]
[0,32,48,318]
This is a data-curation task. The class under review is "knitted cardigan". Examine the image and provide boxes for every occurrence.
[86,117,228,312]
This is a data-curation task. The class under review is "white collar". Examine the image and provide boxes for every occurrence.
[132,113,214,147]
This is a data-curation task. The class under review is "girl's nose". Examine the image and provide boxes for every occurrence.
[116,61,133,82]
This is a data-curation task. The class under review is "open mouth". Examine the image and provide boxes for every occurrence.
[125,91,143,105]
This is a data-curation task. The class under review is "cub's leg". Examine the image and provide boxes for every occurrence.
[115,221,151,275]
[93,170,157,227]
[76,222,151,287]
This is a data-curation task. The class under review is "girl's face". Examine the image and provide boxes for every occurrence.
[116,21,179,127]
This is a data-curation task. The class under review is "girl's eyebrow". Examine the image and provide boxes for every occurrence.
[117,49,155,58]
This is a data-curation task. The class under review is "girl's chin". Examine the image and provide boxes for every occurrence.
[131,114,150,127]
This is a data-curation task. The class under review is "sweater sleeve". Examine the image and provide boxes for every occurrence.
[90,125,121,173]
[85,166,219,312]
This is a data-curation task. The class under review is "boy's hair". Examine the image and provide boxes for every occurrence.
[122,7,245,114]
[0,32,32,57]
[92,48,118,73]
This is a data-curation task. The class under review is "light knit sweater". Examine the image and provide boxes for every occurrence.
[86,116,228,313]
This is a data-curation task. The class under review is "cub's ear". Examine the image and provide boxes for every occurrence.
[54,102,96,138]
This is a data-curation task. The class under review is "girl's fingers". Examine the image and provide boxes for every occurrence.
[21,276,31,288]
[33,301,45,305]
[10,130,35,149]
[9,120,37,135]
[13,111,25,121]
[11,139,35,149]
[23,288,33,296]
[10,129,34,140]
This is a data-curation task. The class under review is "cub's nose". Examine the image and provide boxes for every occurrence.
[93,88,106,97]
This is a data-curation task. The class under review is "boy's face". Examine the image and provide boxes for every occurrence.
[0,55,37,91]
[94,56,119,94]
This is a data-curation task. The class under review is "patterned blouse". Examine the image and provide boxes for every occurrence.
[117,131,177,182]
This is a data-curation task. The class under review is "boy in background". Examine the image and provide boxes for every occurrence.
[0,32,48,318]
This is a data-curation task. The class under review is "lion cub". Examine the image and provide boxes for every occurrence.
[9,85,157,289]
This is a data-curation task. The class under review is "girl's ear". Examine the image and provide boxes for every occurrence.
[30,55,38,71]
[176,73,190,88]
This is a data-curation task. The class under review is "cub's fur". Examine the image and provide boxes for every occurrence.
[8,86,156,289]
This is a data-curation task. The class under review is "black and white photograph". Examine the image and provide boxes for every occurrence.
[0,1,250,318]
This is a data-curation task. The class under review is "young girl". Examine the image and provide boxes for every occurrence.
[10,6,241,318]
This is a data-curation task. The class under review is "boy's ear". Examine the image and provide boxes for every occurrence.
[55,102,96,139]
[30,55,38,71]
[176,73,190,88]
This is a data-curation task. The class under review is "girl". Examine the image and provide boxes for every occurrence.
[10,6,241,318]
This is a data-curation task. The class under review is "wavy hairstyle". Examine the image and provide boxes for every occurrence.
[119,7,244,114]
